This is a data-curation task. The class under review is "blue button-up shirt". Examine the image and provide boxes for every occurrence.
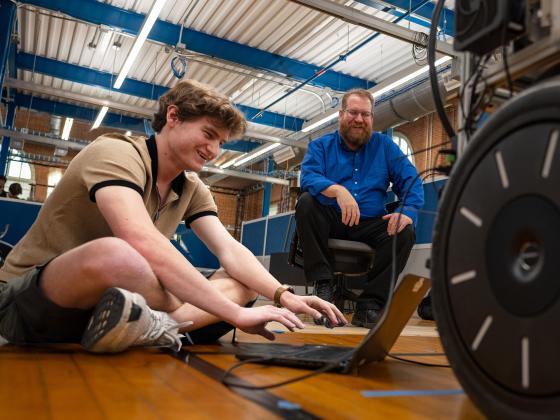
[300,130,424,225]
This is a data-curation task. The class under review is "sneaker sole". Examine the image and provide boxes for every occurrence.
[81,288,145,353]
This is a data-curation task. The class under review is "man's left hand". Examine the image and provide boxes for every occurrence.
[279,293,347,327]
[382,213,412,236]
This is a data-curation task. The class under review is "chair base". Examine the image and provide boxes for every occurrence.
[333,274,361,313]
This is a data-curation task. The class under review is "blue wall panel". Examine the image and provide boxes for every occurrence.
[0,199,42,246]
[265,214,293,255]
[416,179,446,244]
[178,229,220,269]
[241,220,266,256]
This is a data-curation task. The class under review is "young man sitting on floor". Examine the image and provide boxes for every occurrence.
[0,80,346,353]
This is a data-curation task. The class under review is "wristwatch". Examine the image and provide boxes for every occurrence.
[273,284,295,307]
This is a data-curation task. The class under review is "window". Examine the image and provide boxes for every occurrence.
[393,132,415,165]
[47,169,63,198]
[6,152,33,200]
[268,202,279,216]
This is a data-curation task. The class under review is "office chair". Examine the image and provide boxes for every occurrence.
[286,199,403,312]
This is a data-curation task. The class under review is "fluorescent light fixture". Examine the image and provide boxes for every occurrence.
[91,106,109,130]
[372,56,453,98]
[61,117,73,140]
[220,154,246,169]
[233,143,281,167]
[113,0,168,89]
[301,111,338,133]
[97,29,111,52]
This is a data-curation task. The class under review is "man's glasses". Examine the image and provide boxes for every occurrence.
[343,109,372,119]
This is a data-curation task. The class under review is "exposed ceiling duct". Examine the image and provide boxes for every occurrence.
[373,75,458,131]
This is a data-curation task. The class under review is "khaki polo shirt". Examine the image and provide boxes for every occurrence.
[0,133,217,281]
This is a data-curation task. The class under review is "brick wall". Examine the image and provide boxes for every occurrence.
[244,189,264,221]
[393,103,457,175]
[212,190,239,235]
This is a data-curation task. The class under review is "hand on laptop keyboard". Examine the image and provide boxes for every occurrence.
[317,316,344,329]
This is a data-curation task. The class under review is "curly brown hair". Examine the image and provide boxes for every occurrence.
[152,79,247,139]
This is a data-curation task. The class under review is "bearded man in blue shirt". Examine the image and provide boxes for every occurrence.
[296,89,424,328]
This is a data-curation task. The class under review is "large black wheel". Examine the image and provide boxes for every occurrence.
[432,78,560,419]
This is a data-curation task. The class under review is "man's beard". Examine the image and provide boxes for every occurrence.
[340,120,373,148]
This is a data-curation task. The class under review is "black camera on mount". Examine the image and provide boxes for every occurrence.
[454,0,527,55]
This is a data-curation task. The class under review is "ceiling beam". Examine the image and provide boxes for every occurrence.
[15,53,304,131]
[0,127,88,151]
[12,92,146,132]
[22,0,370,92]
[290,0,456,57]
[355,0,454,36]
[5,77,153,118]
[5,78,304,151]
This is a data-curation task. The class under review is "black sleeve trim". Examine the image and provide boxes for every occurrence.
[89,180,144,202]
[184,211,218,227]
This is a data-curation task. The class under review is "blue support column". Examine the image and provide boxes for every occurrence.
[261,159,274,217]
[0,0,17,91]
[0,102,16,176]
[385,127,394,138]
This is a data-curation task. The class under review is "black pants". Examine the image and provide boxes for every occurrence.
[295,192,415,309]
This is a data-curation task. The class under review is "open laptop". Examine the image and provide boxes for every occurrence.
[235,274,431,374]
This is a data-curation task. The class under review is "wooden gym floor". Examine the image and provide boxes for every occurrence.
[0,313,484,419]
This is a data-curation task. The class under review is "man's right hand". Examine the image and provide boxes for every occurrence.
[233,305,305,340]
[334,186,360,226]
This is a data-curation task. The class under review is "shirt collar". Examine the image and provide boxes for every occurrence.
[145,135,185,196]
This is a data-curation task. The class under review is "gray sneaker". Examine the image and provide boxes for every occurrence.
[81,287,191,353]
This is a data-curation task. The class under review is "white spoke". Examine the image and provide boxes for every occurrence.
[460,207,483,228]
[471,315,493,351]
[522,337,530,389]
[495,150,509,189]
[542,130,558,179]
[450,270,476,285]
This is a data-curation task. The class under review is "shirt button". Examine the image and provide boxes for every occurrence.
[354,181,358,184]
[354,168,358,171]
[354,193,357,196]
